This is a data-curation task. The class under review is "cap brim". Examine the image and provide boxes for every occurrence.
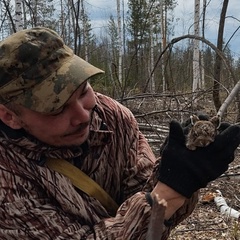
[16,55,104,113]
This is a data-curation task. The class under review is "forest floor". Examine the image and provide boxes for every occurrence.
[122,91,240,239]
[168,150,240,240]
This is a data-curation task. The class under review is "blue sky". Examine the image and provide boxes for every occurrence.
[85,0,240,59]
[173,0,240,58]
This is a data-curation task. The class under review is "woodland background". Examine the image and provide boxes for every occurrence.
[1,0,240,239]
[1,0,240,119]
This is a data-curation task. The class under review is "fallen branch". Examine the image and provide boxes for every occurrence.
[146,194,167,240]
[218,172,240,180]
[138,123,169,133]
[214,190,240,220]
[217,80,240,119]
[173,226,229,233]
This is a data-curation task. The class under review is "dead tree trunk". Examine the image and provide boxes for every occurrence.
[15,0,23,31]
[192,0,201,95]
[213,0,229,111]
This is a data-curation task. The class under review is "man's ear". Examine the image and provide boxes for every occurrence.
[0,105,22,129]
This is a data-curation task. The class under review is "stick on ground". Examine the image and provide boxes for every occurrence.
[146,194,167,240]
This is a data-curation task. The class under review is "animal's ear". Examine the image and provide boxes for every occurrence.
[210,115,220,128]
[190,114,199,125]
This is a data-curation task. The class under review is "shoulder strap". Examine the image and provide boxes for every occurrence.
[46,158,119,216]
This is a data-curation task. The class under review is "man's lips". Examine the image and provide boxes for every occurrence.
[63,122,90,137]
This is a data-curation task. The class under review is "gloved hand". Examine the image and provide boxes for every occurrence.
[218,121,231,132]
[158,120,240,198]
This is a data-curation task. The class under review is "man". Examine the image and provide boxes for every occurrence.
[0,27,239,239]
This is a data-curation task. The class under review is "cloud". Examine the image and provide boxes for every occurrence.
[171,0,240,58]
[86,0,240,58]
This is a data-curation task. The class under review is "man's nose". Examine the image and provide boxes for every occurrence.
[70,101,90,126]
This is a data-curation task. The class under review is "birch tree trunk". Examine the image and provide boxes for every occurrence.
[192,0,201,94]
[15,0,23,31]
[200,0,207,89]
[149,24,155,93]
[160,1,166,92]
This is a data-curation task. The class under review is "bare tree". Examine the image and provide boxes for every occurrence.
[160,1,169,92]
[117,0,123,85]
[69,0,81,55]
[192,0,201,95]
[2,0,16,32]
[81,0,88,61]
[213,0,229,111]
[200,0,207,89]
[15,0,23,31]
[149,19,155,93]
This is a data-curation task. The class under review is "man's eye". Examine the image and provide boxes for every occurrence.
[50,107,65,116]
[80,87,89,97]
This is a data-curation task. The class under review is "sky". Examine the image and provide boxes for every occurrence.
[85,0,240,59]
[173,0,240,58]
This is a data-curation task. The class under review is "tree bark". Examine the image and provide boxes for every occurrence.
[15,0,23,31]
[192,0,200,94]
[213,0,229,111]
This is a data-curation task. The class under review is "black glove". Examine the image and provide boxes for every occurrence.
[158,120,240,198]
[218,121,231,132]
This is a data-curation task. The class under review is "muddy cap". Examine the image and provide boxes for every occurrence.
[0,27,104,113]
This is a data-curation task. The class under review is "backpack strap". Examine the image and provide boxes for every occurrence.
[46,158,119,216]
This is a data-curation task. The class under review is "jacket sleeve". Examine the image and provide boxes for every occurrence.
[0,167,197,240]
[0,166,152,239]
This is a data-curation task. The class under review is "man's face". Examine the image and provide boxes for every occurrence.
[15,81,96,147]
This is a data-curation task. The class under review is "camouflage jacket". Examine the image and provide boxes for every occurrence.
[0,92,197,239]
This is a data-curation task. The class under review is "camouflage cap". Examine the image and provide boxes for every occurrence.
[0,27,104,113]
